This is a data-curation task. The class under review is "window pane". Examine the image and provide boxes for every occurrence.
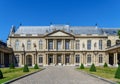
[87,40,91,50]
[48,40,53,49]
[15,40,19,50]
[39,40,43,49]
[99,40,102,50]
[76,40,80,49]
[27,40,31,50]
[65,40,69,49]
[39,56,43,63]
[99,54,103,63]
[57,40,61,50]
[87,55,91,63]
[76,55,80,63]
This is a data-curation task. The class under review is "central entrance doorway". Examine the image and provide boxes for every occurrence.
[48,55,53,65]
[57,55,61,65]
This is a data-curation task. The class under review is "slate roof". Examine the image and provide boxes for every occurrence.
[14,25,120,35]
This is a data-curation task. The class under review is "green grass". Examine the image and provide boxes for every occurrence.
[77,67,120,83]
[0,67,41,83]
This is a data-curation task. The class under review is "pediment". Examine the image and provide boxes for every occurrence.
[49,31,70,36]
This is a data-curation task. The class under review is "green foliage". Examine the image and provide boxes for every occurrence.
[89,63,96,72]
[0,70,3,79]
[9,63,15,69]
[23,65,29,72]
[115,65,120,79]
[118,30,120,39]
[104,62,108,68]
[80,63,85,69]
[34,64,39,69]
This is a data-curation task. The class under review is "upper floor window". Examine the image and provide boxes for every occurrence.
[87,54,91,63]
[99,40,102,50]
[48,40,53,50]
[65,40,70,50]
[107,40,111,47]
[87,40,91,50]
[27,40,31,50]
[116,40,120,45]
[99,54,103,63]
[39,40,43,49]
[75,55,80,63]
[57,40,61,50]
[15,40,19,50]
[76,40,80,49]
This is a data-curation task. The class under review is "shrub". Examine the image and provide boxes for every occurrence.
[0,70,3,79]
[23,64,29,72]
[9,63,15,69]
[104,62,108,68]
[89,63,96,72]
[80,63,84,69]
[115,65,120,79]
[34,64,39,69]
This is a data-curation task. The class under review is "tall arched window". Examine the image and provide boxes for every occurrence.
[107,40,111,47]
[39,40,43,49]
[15,40,19,50]
[27,40,31,50]
[99,54,103,63]
[87,54,91,63]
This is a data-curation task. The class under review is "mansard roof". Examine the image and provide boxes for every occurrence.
[14,25,120,35]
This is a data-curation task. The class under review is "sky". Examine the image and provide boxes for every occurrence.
[0,0,120,42]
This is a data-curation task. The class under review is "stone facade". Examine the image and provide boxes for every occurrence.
[0,41,13,67]
[7,25,120,67]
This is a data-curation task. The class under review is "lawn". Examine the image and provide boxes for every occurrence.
[0,67,41,84]
[77,67,120,83]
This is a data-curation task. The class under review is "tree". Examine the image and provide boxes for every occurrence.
[115,65,120,79]
[34,64,39,69]
[89,63,96,72]
[9,63,15,69]
[23,65,29,72]
[117,30,120,39]
[0,70,3,79]
[103,62,108,68]
[80,63,85,69]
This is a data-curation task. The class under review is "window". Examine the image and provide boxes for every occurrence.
[48,40,53,50]
[57,40,61,50]
[39,40,43,49]
[76,40,80,49]
[39,55,43,63]
[65,55,70,63]
[27,40,31,50]
[65,40,70,49]
[76,55,80,63]
[15,40,19,50]
[99,54,103,63]
[15,55,19,63]
[87,40,91,50]
[87,54,91,63]
[116,40,120,45]
[107,40,111,47]
[99,40,102,50]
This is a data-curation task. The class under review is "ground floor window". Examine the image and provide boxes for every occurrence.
[99,54,103,63]
[76,55,80,63]
[15,55,19,64]
[39,55,43,63]
[65,55,70,63]
[87,54,91,63]
[48,55,53,64]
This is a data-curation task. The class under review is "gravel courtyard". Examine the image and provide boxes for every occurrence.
[10,66,111,84]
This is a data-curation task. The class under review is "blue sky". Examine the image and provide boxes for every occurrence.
[0,0,120,42]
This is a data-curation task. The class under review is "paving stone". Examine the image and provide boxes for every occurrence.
[10,66,111,84]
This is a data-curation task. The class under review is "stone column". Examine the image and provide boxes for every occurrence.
[46,54,48,65]
[63,54,65,64]
[63,39,65,50]
[114,52,118,66]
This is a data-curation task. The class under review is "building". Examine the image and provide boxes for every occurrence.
[0,40,13,67]
[7,25,120,67]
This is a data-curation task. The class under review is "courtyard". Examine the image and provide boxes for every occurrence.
[10,66,111,84]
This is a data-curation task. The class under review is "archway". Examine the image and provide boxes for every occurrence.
[26,55,32,66]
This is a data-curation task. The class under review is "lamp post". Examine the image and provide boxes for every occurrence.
[33,43,37,64]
